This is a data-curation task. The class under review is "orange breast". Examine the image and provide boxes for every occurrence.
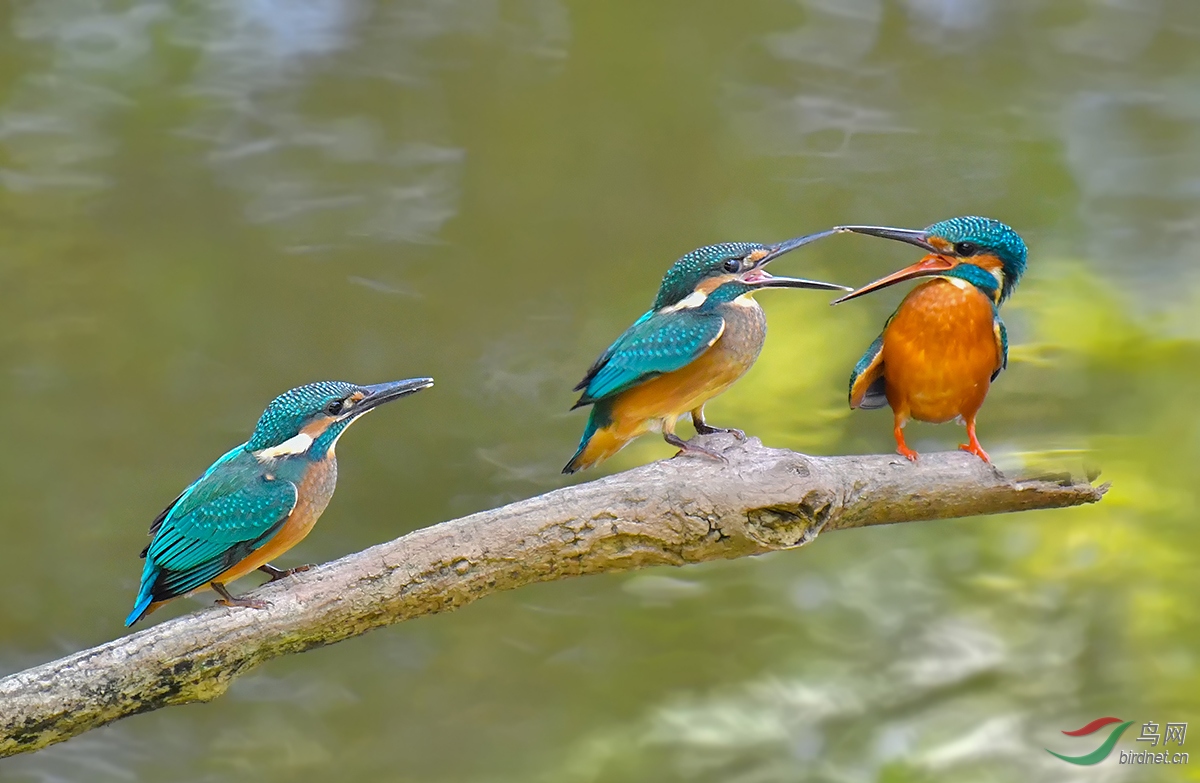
[882,278,999,424]
[212,458,339,586]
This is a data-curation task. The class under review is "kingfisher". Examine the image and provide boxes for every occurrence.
[564,232,849,474]
[125,377,433,626]
[831,216,1027,463]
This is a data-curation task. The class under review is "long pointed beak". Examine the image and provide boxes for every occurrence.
[830,254,955,305]
[357,377,434,413]
[834,225,939,253]
[756,228,839,265]
[742,229,850,291]
[744,270,852,291]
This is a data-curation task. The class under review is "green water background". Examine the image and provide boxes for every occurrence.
[1,1,1198,781]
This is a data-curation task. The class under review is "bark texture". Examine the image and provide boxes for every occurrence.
[0,436,1106,758]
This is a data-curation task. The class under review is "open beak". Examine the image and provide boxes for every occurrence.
[741,229,852,292]
[833,225,940,253]
[829,225,955,305]
[356,377,434,413]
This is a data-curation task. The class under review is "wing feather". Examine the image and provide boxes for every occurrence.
[991,310,1008,382]
[849,333,887,410]
[573,308,726,406]
[136,450,298,603]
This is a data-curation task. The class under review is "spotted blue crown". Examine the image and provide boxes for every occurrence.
[246,381,359,450]
[653,242,766,310]
[925,216,1027,302]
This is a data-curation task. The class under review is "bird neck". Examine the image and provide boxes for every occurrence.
[703,281,757,309]
[944,264,1003,304]
[310,418,352,460]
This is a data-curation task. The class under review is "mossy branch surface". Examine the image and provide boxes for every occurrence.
[0,435,1106,758]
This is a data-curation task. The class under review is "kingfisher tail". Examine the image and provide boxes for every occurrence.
[125,564,159,627]
[563,404,628,474]
[125,590,154,627]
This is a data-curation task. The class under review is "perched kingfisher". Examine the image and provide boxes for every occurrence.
[564,232,849,474]
[831,216,1027,463]
[126,378,433,626]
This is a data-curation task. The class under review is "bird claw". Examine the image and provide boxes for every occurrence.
[694,424,746,441]
[673,443,729,463]
[958,442,991,463]
[897,446,919,462]
[258,563,313,582]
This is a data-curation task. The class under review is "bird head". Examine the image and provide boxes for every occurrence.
[246,378,434,461]
[830,216,1027,305]
[652,231,849,312]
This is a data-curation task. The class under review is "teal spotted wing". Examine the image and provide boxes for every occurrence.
[991,309,1008,382]
[126,447,298,625]
[572,308,726,407]
[849,332,887,410]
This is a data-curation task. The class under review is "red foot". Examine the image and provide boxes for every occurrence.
[894,419,918,461]
[958,441,991,463]
[959,417,991,463]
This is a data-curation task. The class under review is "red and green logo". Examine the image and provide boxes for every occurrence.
[1046,717,1135,765]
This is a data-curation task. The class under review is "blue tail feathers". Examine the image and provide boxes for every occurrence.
[126,566,158,626]
[563,410,600,474]
[125,591,154,627]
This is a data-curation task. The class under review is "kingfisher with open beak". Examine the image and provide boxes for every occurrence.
[126,377,433,626]
[564,232,849,473]
[831,216,1027,463]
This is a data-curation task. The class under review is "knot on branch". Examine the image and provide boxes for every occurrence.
[745,489,835,548]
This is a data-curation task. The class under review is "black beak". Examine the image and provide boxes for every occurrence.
[829,225,958,305]
[833,225,939,253]
[756,229,839,265]
[742,229,851,291]
[747,272,853,291]
[356,377,434,413]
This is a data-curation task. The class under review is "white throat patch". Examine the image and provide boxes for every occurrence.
[253,432,314,462]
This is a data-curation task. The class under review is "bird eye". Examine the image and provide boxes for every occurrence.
[954,241,979,256]
[722,258,741,273]
[325,399,345,416]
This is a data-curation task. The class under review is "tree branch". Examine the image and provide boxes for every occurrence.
[0,436,1106,758]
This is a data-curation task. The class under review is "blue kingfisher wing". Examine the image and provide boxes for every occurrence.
[991,310,1008,382]
[850,314,892,411]
[849,334,887,410]
[572,310,653,394]
[136,447,298,604]
[573,308,726,406]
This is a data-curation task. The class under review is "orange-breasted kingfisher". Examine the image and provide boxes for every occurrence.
[831,216,1027,463]
[125,378,433,626]
[564,233,849,474]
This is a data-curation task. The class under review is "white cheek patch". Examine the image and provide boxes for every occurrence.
[659,290,708,314]
[946,276,973,291]
[253,432,314,462]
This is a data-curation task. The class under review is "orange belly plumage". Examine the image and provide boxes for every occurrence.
[883,278,999,425]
